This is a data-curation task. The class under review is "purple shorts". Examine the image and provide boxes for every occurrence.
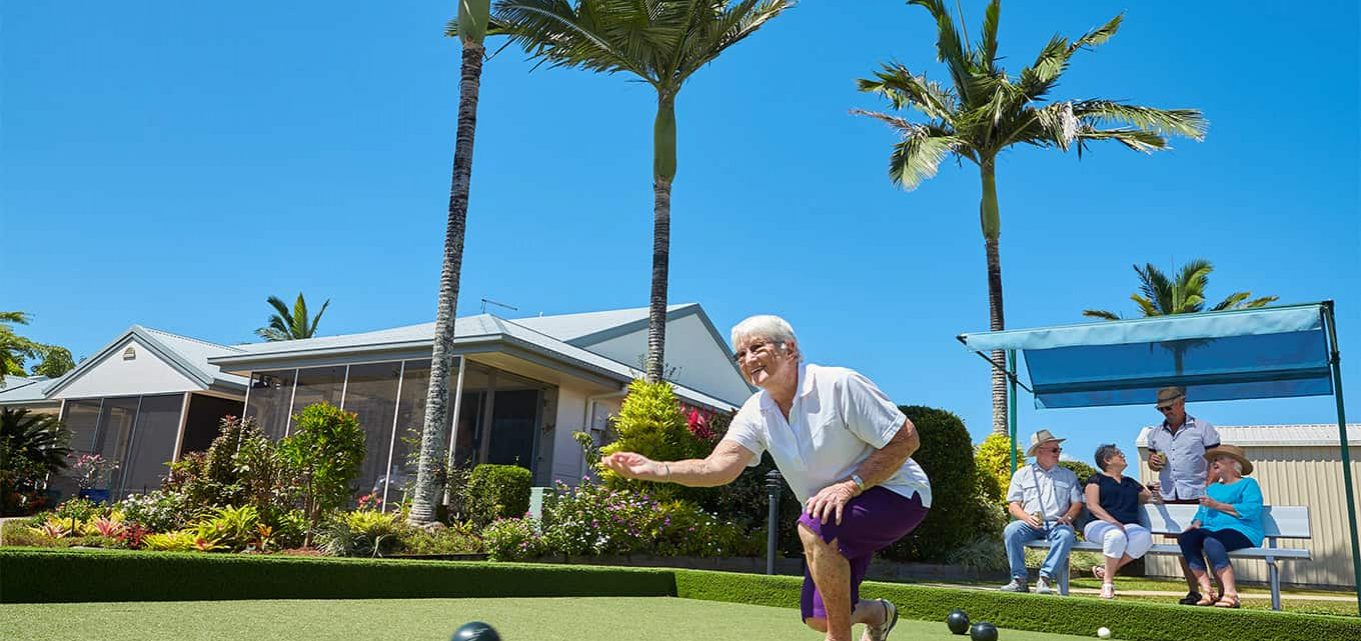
[797,487,928,621]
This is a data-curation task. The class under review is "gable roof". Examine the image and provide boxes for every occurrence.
[209,311,742,411]
[510,304,694,343]
[0,375,62,405]
[42,326,249,398]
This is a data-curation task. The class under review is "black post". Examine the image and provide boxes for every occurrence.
[765,469,783,575]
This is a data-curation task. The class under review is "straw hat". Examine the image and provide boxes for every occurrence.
[1025,429,1066,458]
[1155,386,1185,409]
[1203,443,1253,476]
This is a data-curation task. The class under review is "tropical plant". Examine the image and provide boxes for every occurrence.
[255,293,331,341]
[277,402,366,546]
[597,379,708,502]
[0,312,74,382]
[481,516,545,561]
[975,431,1022,502]
[68,453,118,491]
[408,0,494,527]
[142,530,199,552]
[0,407,71,515]
[1082,260,1278,320]
[489,0,792,384]
[856,0,1206,434]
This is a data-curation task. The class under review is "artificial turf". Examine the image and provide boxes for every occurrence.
[0,596,1100,641]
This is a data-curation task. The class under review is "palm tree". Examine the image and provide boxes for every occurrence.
[856,0,1206,434]
[1083,259,1278,320]
[408,0,492,526]
[489,0,793,383]
[255,293,331,341]
[1083,259,1277,374]
[0,407,71,515]
[1,312,40,384]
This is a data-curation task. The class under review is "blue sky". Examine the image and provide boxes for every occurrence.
[4,1,1358,468]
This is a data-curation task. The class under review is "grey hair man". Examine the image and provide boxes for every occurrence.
[1146,386,1222,605]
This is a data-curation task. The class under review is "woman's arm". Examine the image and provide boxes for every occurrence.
[1084,481,1122,528]
[601,440,755,487]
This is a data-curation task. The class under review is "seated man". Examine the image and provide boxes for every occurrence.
[1000,429,1084,594]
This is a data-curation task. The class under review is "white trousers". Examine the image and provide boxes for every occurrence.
[1083,520,1153,560]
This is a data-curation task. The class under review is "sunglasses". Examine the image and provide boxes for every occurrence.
[1039,447,1062,453]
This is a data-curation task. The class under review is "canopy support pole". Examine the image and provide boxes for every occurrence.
[1008,349,1018,474]
[1323,301,1361,615]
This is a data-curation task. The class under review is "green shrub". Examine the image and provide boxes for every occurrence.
[463,464,532,526]
[881,406,1002,563]
[278,402,365,546]
[598,380,707,502]
[652,500,763,557]
[976,432,1023,502]
[115,490,187,533]
[1059,459,1099,482]
[541,480,662,556]
[52,497,104,524]
[191,505,263,552]
[481,517,546,561]
[396,521,483,555]
[1,407,71,516]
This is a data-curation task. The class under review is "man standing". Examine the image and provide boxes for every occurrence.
[1146,386,1222,605]
[1000,429,1084,594]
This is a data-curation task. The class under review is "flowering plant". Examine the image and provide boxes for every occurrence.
[69,453,119,490]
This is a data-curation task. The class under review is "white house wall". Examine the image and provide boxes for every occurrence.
[584,313,751,406]
[550,386,626,485]
[52,338,200,399]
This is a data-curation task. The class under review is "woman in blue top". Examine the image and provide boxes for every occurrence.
[1177,444,1264,608]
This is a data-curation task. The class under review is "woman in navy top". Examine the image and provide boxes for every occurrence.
[1084,444,1156,599]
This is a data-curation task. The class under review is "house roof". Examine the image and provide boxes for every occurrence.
[1137,423,1361,447]
[209,310,742,412]
[510,303,695,343]
[0,375,62,405]
[42,325,249,398]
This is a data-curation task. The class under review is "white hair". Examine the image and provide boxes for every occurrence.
[730,315,797,349]
[1215,456,1243,475]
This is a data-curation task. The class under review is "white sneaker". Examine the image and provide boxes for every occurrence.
[864,599,898,641]
[998,578,1029,593]
[1035,576,1055,595]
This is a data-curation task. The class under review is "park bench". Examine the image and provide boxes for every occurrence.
[1024,503,1311,609]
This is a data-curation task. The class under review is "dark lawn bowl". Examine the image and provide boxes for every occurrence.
[946,609,970,635]
[452,621,501,641]
[970,621,998,641]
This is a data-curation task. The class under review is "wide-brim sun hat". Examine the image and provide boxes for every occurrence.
[1203,443,1253,476]
[1025,429,1066,458]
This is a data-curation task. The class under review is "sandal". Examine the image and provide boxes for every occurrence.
[1195,593,1217,606]
[1213,593,1241,609]
[1091,565,1106,581]
[1099,583,1115,599]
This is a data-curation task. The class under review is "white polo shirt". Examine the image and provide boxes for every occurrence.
[721,364,932,506]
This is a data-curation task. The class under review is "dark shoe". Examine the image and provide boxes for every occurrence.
[1178,591,1203,605]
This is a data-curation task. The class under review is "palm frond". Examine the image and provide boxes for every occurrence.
[0,312,29,326]
[307,299,332,338]
[857,64,957,123]
[977,0,1000,72]
[1131,293,1161,317]
[909,0,977,106]
[1082,309,1121,320]
[852,109,964,189]
[1071,100,1207,141]
[1241,295,1279,309]
[1210,291,1251,312]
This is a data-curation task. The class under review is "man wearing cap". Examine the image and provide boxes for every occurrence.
[1146,386,1222,605]
[999,429,1084,594]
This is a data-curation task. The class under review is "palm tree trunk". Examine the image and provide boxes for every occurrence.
[645,93,678,383]
[410,41,484,525]
[980,161,1008,435]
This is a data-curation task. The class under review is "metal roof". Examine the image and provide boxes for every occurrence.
[0,375,62,405]
[1137,423,1361,447]
[509,304,695,343]
[42,325,249,398]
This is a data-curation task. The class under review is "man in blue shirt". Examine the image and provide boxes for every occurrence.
[1146,386,1221,605]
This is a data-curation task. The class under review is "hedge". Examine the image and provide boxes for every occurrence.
[673,570,1361,641]
[0,548,674,603]
[4,549,1357,641]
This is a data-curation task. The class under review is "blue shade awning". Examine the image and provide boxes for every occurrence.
[958,304,1334,409]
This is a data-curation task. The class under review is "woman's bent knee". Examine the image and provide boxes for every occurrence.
[804,617,827,632]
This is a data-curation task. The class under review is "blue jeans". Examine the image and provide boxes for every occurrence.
[1003,519,1077,581]
[1178,527,1253,572]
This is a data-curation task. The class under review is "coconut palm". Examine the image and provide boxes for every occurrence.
[255,293,331,341]
[1084,260,1277,374]
[856,0,1206,434]
[408,0,492,526]
[489,0,793,383]
[1082,260,1278,320]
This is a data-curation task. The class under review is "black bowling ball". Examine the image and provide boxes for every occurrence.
[946,609,970,635]
[970,621,998,641]
[452,621,501,641]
